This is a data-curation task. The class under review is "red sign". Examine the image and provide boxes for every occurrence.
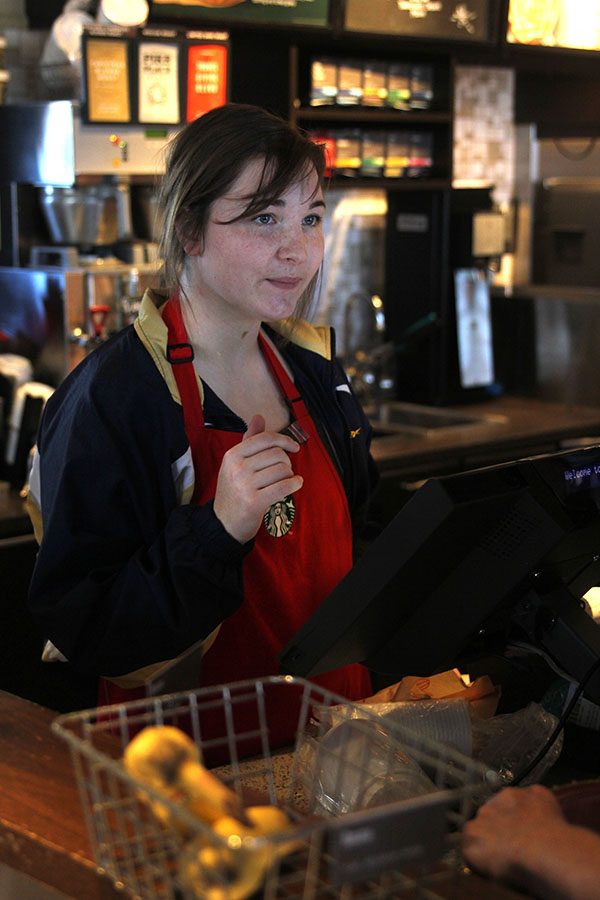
[186,43,228,122]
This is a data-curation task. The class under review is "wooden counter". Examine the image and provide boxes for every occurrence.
[0,689,529,900]
[0,690,121,899]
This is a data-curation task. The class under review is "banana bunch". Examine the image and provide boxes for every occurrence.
[123,725,301,899]
[123,725,245,833]
[178,804,301,900]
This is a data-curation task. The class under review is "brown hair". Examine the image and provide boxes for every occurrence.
[157,103,326,320]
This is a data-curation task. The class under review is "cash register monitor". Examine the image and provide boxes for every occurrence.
[279,446,600,704]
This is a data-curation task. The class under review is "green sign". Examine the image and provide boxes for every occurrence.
[151,0,330,27]
[345,0,489,42]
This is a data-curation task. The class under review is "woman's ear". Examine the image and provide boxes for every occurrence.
[175,217,203,256]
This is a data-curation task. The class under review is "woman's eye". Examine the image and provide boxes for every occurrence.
[303,214,322,227]
[254,213,275,225]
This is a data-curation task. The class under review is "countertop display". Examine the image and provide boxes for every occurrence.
[370,396,600,478]
[0,689,528,900]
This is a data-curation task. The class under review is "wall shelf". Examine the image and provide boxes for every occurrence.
[325,176,452,190]
[293,107,452,125]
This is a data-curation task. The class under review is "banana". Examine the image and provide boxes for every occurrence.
[214,806,301,858]
[178,805,300,900]
[178,838,269,900]
[123,726,302,898]
[123,725,244,832]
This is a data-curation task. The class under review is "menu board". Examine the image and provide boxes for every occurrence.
[507,0,600,51]
[138,40,181,124]
[82,26,229,125]
[344,0,490,42]
[150,0,329,27]
[86,38,132,123]
[186,42,228,121]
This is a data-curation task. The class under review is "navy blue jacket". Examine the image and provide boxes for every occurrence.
[27,292,378,679]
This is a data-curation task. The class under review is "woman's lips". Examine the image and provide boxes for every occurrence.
[266,277,302,290]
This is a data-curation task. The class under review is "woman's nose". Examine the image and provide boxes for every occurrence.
[277,226,307,261]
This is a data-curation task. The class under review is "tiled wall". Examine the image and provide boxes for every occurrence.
[453,65,516,207]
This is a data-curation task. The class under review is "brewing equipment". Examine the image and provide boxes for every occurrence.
[0,100,173,388]
[0,100,173,265]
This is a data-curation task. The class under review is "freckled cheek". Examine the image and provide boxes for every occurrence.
[230,236,272,264]
[309,233,325,271]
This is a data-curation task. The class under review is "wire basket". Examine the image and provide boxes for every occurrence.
[53,676,488,899]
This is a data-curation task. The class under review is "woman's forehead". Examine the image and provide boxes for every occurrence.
[220,157,322,205]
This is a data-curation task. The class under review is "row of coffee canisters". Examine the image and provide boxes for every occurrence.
[309,129,434,179]
[310,58,435,110]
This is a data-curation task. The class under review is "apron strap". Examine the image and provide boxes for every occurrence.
[257,331,308,421]
[163,297,206,503]
[162,297,205,431]
[163,302,310,502]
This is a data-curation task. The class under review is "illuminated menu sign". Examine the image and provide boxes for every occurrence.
[150,0,329,27]
[82,26,229,125]
[186,42,228,121]
[507,0,600,51]
[344,0,489,41]
[86,38,132,123]
[138,41,181,124]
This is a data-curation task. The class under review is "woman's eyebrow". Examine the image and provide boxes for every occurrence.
[262,198,326,209]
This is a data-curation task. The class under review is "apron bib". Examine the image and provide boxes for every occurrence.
[99,297,371,743]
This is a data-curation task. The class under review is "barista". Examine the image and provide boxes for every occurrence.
[26,104,378,728]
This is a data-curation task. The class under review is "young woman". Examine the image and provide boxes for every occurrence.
[26,104,378,727]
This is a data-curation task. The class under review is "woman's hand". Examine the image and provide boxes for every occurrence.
[213,414,303,544]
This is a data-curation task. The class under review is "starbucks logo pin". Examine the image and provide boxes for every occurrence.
[264,495,295,538]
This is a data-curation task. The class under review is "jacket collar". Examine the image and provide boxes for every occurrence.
[135,288,333,405]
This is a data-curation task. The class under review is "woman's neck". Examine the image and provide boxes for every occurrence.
[179,291,262,373]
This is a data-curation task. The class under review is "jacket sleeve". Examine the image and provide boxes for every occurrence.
[27,375,250,679]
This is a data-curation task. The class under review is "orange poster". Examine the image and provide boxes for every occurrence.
[186,43,228,122]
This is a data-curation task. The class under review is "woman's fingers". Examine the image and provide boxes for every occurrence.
[213,424,304,543]
[239,430,300,458]
[243,413,266,439]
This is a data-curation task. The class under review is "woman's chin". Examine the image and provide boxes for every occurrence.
[260,293,303,322]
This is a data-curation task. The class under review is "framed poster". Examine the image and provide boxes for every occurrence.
[83,34,133,123]
[507,0,600,51]
[137,38,182,124]
[150,0,330,28]
[344,0,490,42]
[186,41,229,121]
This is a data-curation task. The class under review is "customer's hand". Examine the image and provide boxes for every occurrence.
[463,785,600,900]
[214,414,303,544]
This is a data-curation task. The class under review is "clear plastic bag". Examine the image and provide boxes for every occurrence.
[297,717,437,816]
[318,698,473,758]
[471,702,563,786]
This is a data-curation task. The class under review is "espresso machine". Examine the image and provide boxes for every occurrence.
[0,100,176,381]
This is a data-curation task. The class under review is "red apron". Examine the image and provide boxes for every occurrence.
[99,297,371,742]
